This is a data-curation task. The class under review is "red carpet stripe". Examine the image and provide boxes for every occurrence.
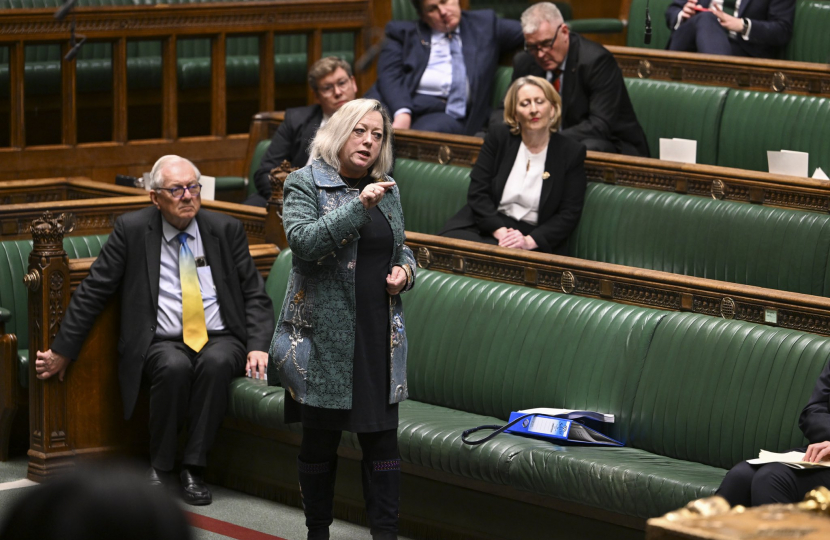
[185,511,289,540]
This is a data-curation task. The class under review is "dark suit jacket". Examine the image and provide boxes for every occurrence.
[512,34,650,157]
[799,358,830,447]
[666,0,795,58]
[254,104,323,199]
[51,206,274,419]
[365,10,523,136]
[440,123,587,254]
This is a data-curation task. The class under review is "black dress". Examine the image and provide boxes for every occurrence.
[284,176,399,432]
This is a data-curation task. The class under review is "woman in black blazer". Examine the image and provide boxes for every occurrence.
[439,75,587,255]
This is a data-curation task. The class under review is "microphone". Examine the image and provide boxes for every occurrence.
[64,35,86,61]
[54,0,77,22]
[644,0,652,45]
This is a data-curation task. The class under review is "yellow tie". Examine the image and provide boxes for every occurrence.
[178,232,208,352]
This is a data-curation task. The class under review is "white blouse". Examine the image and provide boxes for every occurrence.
[497,142,548,226]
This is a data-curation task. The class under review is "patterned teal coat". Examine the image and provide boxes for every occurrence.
[269,159,416,410]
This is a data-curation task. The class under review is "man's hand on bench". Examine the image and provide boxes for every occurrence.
[245,350,269,381]
[35,349,70,382]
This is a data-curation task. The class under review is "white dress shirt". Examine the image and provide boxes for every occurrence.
[394,27,468,118]
[498,142,548,225]
[156,216,226,338]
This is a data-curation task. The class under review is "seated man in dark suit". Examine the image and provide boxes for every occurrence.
[35,155,274,506]
[364,0,523,136]
[666,0,795,58]
[249,56,358,206]
[511,2,649,156]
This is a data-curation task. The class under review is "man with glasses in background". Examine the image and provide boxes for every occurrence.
[250,56,358,206]
[36,155,274,506]
[510,2,649,156]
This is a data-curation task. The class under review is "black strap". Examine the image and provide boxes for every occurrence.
[461,414,535,446]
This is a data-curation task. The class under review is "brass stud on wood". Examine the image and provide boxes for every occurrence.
[711,179,726,200]
[561,271,575,294]
[772,72,789,93]
[437,145,452,165]
[416,247,432,269]
[720,297,736,319]
[451,254,465,273]
[637,59,652,79]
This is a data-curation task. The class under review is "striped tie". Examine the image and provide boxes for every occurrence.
[178,232,208,352]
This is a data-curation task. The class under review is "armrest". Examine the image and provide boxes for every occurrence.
[0,307,10,325]
[567,19,626,34]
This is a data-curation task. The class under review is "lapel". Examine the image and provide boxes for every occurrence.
[494,133,523,198]
[737,0,752,17]
[561,33,580,109]
[414,21,433,80]
[539,135,562,210]
[197,212,226,291]
[459,13,477,101]
[145,209,162,314]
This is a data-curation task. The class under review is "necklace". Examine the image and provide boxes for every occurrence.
[342,176,362,190]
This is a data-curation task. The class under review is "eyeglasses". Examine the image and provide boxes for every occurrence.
[524,24,564,55]
[318,78,352,97]
[156,184,202,199]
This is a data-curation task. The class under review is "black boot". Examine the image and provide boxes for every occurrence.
[297,458,338,540]
[361,458,400,540]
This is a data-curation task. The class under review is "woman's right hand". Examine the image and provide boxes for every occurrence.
[681,0,699,19]
[360,181,396,209]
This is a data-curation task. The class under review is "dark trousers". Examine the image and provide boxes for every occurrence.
[717,460,830,506]
[142,335,246,471]
[299,427,399,464]
[409,94,467,135]
[668,12,749,56]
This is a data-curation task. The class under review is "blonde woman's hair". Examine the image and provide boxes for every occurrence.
[503,76,562,135]
[310,99,394,179]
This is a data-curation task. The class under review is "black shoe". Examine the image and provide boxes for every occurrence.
[180,468,212,506]
[362,459,400,540]
[147,467,165,488]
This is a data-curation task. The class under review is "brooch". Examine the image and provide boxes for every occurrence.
[542,171,550,180]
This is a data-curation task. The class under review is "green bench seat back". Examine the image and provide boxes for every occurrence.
[265,248,293,324]
[392,159,470,235]
[717,90,830,175]
[405,270,666,444]
[625,79,728,165]
[0,235,108,388]
[248,139,272,198]
[491,65,513,110]
[630,312,830,470]
[569,183,830,296]
[626,0,673,49]
[783,0,830,63]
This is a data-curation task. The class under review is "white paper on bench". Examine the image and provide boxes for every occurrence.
[768,150,809,177]
[747,449,830,470]
[659,138,697,164]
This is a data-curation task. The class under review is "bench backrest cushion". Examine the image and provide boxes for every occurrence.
[625,79,728,165]
[630,312,830,469]
[404,270,667,443]
[569,183,830,296]
[393,159,470,235]
[0,234,109,350]
[248,139,272,198]
[265,248,293,324]
[718,90,830,174]
[783,0,830,63]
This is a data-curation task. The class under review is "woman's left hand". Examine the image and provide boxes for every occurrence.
[386,266,408,295]
[498,230,538,250]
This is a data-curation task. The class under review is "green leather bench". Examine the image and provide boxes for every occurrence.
[391,158,830,297]
[626,0,830,63]
[0,234,108,460]
[217,248,830,536]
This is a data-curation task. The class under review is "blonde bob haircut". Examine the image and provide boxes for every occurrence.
[503,76,562,135]
[310,98,394,179]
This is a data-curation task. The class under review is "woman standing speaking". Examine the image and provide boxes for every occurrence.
[270,98,416,540]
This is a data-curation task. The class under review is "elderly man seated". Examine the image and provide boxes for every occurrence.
[36,155,273,505]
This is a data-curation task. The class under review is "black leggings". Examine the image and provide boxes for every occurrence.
[718,460,830,507]
[299,427,399,464]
